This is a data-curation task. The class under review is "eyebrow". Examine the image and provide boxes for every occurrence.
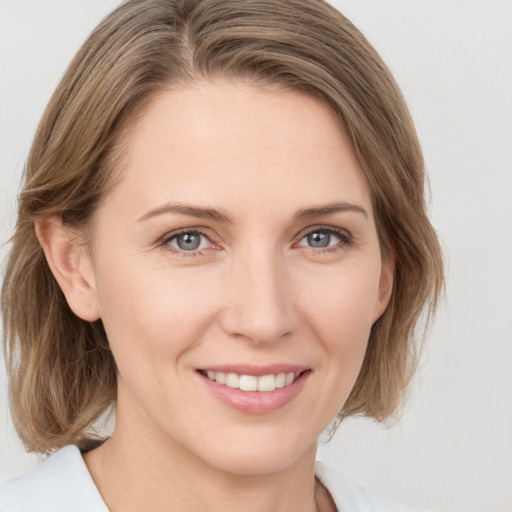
[137,203,231,223]
[293,202,368,221]
[137,201,368,223]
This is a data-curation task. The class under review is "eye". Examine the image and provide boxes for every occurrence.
[162,230,213,254]
[296,227,352,251]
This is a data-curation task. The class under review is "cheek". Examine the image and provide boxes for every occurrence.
[300,260,381,344]
[94,258,220,370]
[299,259,382,403]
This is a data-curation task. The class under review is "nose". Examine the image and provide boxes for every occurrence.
[219,246,296,345]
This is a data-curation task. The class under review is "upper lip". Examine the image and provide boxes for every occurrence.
[197,364,309,376]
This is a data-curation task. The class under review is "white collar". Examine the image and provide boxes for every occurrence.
[0,446,108,512]
[1,446,422,511]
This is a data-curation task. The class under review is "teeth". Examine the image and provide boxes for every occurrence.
[239,375,258,391]
[275,372,286,388]
[204,370,300,392]
[225,373,239,389]
[257,374,275,392]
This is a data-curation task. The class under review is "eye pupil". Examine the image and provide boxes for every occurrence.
[307,231,330,248]
[177,233,201,250]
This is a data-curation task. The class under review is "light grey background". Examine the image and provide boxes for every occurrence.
[1,1,511,511]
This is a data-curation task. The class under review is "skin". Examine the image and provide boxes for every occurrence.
[39,81,393,512]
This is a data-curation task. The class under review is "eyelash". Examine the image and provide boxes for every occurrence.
[160,226,353,257]
[160,229,213,257]
[295,226,353,254]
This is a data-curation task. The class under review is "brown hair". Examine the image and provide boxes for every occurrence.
[2,0,443,453]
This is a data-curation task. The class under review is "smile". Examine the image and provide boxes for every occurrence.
[201,371,300,392]
[197,367,311,414]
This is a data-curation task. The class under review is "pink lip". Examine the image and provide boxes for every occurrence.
[198,364,309,376]
[197,368,311,415]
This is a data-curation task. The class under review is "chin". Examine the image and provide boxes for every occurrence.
[191,429,318,477]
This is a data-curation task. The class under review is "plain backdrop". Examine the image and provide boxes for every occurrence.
[1,1,511,511]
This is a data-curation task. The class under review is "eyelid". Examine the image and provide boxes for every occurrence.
[293,224,352,243]
[161,227,211,244]
[158,224,353,256]
[160,227,219,255]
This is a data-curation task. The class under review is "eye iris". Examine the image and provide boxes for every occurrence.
[307,231,331,248]
[176,233,201,250]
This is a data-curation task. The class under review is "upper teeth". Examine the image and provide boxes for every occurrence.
[205,371,298,392]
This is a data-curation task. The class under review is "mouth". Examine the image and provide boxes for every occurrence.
[197,366,311,414]
[198,369,306,392]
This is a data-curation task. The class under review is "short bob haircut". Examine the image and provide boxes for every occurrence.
[2,0,443,453]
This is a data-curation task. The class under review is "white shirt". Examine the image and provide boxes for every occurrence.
[0,445,425,511]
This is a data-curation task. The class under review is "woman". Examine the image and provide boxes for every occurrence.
[0,0,443,510]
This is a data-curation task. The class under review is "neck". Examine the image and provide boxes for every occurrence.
[83,408,329,512]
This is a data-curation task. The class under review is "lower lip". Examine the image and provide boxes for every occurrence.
[199,371,310,414]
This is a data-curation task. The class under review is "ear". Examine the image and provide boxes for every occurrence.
[36,216,100,322]
[372,253,394,322]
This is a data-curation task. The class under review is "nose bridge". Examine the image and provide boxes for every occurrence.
[222,243,294,344]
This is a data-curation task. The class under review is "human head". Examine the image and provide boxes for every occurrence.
[2,0,443,453]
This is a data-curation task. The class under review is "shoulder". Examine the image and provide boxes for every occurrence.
[315,461,427,512]
[0,445,108,512]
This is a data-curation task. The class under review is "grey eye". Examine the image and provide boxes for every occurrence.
[307,231,332,248]
[174,232,203,251]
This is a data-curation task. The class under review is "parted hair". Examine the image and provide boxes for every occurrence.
[2,0,443,453]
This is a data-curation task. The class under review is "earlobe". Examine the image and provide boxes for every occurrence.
[36,217,100,322]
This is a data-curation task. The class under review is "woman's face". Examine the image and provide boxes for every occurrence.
[84,81,392,474]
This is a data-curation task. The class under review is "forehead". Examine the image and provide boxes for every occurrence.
[106,81,373,221]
